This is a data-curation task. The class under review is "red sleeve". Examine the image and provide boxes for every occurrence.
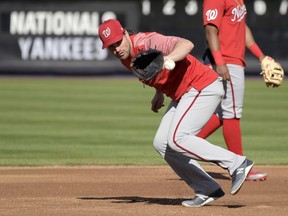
[133,32,180,56]
[203,0,225,29]
[121,32,181,72]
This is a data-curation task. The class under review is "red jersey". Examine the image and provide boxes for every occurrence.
[203,0,247,66]
[121,32,219,101]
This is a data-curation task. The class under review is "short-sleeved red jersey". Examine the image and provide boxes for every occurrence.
[203,0,247,66]
[121,32,219,102]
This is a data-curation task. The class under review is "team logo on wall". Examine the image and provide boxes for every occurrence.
[8,11,107,61]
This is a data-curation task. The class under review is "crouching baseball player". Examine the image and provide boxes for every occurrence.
[98,19,255,207]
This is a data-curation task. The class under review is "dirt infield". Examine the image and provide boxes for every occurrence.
[0,165,287,216]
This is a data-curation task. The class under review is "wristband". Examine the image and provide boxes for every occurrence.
[248,43,264,59]
[211,50,225,66]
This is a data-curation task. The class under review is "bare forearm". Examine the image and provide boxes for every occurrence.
[205,25,221,52]
[165,38,194,62]
[246,25,265,60]
[245,25,256,48]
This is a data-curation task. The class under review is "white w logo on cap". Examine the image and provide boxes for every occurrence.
[102,27,111,38]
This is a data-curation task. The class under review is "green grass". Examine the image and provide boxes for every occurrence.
[0,77,287,166]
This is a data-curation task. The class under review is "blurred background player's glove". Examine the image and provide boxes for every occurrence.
[260,56,284,88]
[131,49,164,81]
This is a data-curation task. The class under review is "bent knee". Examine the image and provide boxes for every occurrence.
[167,131,186,150]
[153,136,167,158]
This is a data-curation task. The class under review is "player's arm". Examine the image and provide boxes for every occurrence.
[164,38,194,63]
[205,24,230,81]
[149,37,193,113]
[147,33,193,63]
[245,25,265,62]
[151,90,165,113]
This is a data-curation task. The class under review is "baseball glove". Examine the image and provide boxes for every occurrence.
[260,56,284,88]
[131,49,164,81]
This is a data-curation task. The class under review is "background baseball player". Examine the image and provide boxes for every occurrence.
[198,0,283,181]
[98,19,254,207]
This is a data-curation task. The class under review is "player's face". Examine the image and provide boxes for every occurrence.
[107,31,132,60]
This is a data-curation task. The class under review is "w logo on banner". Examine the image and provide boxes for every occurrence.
[206,9,218,21]
[102,27,111,38]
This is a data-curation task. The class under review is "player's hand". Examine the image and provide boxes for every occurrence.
[216,64,230,81]
[151,91,165,113]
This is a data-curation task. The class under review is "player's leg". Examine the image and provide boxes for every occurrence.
[166,79,253,195]
[223,118,243,155]
[196,63,223,139]
[223,64,267,181]
[153,100,223,202]
[221,65,245,155]
[167,79,245,171]
[196,113,222,138]
[197,64,243,153]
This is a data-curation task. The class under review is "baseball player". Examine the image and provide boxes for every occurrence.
[98,19,254,207]
[198,0,268,181]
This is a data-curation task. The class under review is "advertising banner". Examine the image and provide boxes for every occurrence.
[0,0,287,75]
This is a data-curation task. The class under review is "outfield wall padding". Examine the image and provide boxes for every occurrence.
[0,0,287,75]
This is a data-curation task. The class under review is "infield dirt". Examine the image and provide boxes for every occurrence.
[0,165,287,216]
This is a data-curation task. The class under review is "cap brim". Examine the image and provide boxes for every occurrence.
[102,34,124,49]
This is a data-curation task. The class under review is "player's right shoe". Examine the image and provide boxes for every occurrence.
[245,170,267,181]
[182,188,225,207]
[231,158,254,195]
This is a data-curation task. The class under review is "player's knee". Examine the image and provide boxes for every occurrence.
[153,135,167,158]
[167,131,185,150]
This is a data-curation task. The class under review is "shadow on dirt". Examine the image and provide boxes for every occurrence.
[78,196,244,208]
[79,196,183,205]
